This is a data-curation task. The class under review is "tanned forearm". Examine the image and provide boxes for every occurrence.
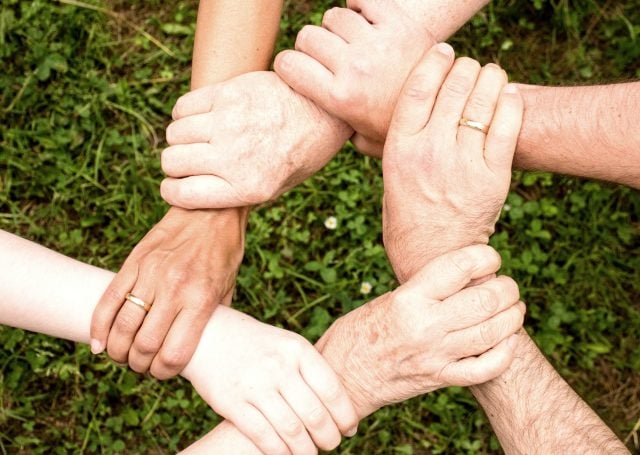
[515,82,640,188]
[471,331,629,454]
[191,0,282,89]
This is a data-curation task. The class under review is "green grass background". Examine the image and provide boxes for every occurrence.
[1,0,639,453]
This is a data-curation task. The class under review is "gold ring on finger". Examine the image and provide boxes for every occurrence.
[125,293,152,312]
[459,117,489,134]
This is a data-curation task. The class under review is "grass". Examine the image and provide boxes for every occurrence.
[1,0,639,453]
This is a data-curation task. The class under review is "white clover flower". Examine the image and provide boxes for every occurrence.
[360,281,373,295]
[324,216,338,230]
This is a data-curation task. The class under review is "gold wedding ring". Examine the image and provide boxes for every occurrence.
[126,293,152,312]
[459,118,489,134]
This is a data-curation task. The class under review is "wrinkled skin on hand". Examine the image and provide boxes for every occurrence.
[315,245,524,418]
[160,71,352,209]
[381,45,523,282]
[275,2,434,156]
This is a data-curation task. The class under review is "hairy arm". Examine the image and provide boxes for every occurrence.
[515,82,640,188]
[472,334,629,454]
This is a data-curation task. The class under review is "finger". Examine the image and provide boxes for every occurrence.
[404,245,502,301]
[165,113,213,145]
[457,64,507,153]
[388,43,455,137]
[105,273,155,364]
[127,293,178,374]
[439,275,520,331]
[350,133,384,158]
[441,333,520,386]
[105,299,149,364]
[228,403,291,455]
[280,378,342,452]
[161,143,217,178]
[149,306,210,379]
[322,7,372,42]
[295,25,347,73]
[252,394,317,455]
[274,50,333,110]
[171,85,217,120]
[300,349,359,437]
[484,83,523,174]
[90,260,138,353]
[445,302,526,358]
[160,176,242,210]
[346,0,383,24]
[429,56,481,136]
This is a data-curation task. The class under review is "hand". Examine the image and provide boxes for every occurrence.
[315,245,524,418]
[160,71,352,209]
[382,44,524,282]
[90,207,246,379]
[182,305,359,455]
[274,3,436,156]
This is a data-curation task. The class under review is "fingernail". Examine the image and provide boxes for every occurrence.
[507,334,519,349]
[504,83,519,94]
[345,427,358,437]
[435,42,454,57]
[90,339,104,355]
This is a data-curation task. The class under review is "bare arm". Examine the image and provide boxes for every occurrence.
[191,0,283,88]
[515,82,640,188]
[471,333,629,454]
[276,3,640,190]
[379,47,628,453]
[90,0,283,379]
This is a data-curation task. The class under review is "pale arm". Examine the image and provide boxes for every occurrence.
[514,82,640,188]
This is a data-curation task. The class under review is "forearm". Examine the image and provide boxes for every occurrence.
[192,0,283,89]
[471,331,628,454]
[0,230,261,452]
[393,0,490,40]
[514,82,640,188]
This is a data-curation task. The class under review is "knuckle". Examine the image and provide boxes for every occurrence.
[157,347,190,371]
[348,58,374,78]
[322,383,344,404]
[443,73,472,97]
[467,95,494,114]
[113,311,141,334]
[102,286,127,306]
[282,419,304,438]
[475,287,499,314]
[448,249,474,274]
[134,333,163,356]
[305,406,328,428]
[457,56,481,71]
[329,84,354,107]
[282,336,309,358]
[404,73,436,101]
[479,319,499,347]
[246,182,274,205]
